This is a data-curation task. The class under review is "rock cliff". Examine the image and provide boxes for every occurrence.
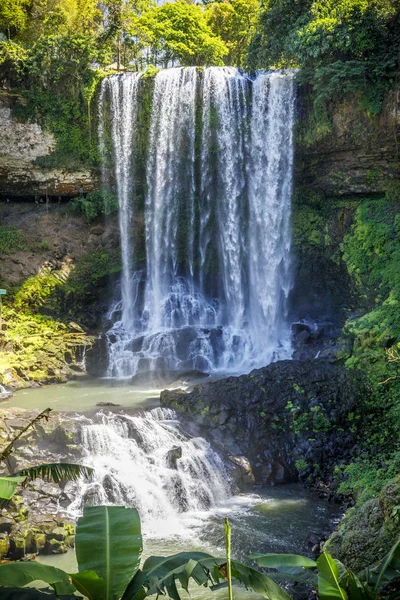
[295,88,400,196]
[0,91,98,198]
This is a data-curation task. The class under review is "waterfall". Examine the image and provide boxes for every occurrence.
[67,408,232,537]
[247,71,295,360]
[144,67,197,332]
[101,68,295,378]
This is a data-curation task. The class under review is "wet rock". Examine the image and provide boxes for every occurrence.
[229,455,255,487]
[96,401,121,407]
[165,446,182,469]
[0,517,14,534]
[161,359,368,487]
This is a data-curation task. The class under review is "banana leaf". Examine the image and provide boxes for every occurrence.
[14,463,94,484]
[0,562,76,594]
[0,475,27,500]
[317,552,347,600]
[75,505,142,600]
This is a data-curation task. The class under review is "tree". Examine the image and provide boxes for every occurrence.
[205,0,260,67]
[138,0,228,67]
[0,0,30,39]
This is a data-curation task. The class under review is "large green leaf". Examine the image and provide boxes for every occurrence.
[370,536,400,591]
[134,552,224,600]
[15,463,94,484]
[250,551,317,586]
[251,553,317,568]
[70,570,105,600]
[125,552,293,600]
[230,559,293,600]
[0,562,76,594]
[75,505,142,600]
[0,587,77,599]
[0,475,27,499]
[345,571,374,600]
[317,552,348,600]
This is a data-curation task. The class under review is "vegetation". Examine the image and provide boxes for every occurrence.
[0,0,259,166]
[248,0,400,115]
[0,505,399,599]
[71,190,118,223]
[0,227,28,255]
[0,408,93,501]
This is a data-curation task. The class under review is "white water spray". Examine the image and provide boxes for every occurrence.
[68,408,232,537]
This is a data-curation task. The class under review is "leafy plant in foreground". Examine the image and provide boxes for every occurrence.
[1,504,399,599]
[251,537,400,599]
[0,506,292,600]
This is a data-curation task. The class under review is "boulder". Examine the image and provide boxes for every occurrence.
[165,446,182,469]
[161,359,368,486]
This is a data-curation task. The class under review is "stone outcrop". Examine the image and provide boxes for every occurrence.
[295,88,400,197]
[325,476,400,572]
[161,359,368,491]
[0,92,98,198]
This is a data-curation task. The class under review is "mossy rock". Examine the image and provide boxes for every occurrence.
[325,478,400,571]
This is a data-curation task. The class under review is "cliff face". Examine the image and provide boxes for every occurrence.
[2,83,399,200]
[295,89,400,196]
[0,92,98,198]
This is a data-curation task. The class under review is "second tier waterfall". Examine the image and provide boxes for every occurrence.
[100,67,295,378]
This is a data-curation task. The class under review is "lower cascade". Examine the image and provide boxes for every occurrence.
[100,67,296,378]
[67,408,232,536]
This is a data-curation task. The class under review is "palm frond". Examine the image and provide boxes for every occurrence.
[14,463,94,485]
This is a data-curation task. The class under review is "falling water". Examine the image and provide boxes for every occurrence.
[247,71,295,360]
[101,68,296,377]
[144,67,197,332]
[67,408,232,537]
[99,73,142,331]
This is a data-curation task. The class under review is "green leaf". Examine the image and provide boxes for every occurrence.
[126,551,292,600]
[368,536,400,591]
[317,552,348,600]
[0,562,75,593]
[0,475,27,499]
[70,570,105,600]
[14,463,94,484]
[131,552,223,600]
[346,571,374,600]
[0,587,77,599]
[251,553,317,568]
[231,559,293,600]
[75,505,142,600]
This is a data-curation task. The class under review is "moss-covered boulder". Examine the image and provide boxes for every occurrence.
[325,476,400,571]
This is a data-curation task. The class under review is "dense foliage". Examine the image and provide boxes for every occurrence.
[0,0,260,162]
[248,0,400,114]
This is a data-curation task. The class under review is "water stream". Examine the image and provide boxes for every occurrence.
[101,67,295,378]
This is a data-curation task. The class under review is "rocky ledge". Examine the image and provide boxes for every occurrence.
[161,359,368,494]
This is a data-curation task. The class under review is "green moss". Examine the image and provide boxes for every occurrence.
[295,459,308,472]
[325,476,400,571]
[66,249,121,299]
[13,68,106,168]
[0,226,28,254]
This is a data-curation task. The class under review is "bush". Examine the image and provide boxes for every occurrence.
[0,226,27,254]
[71,190,119,223]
